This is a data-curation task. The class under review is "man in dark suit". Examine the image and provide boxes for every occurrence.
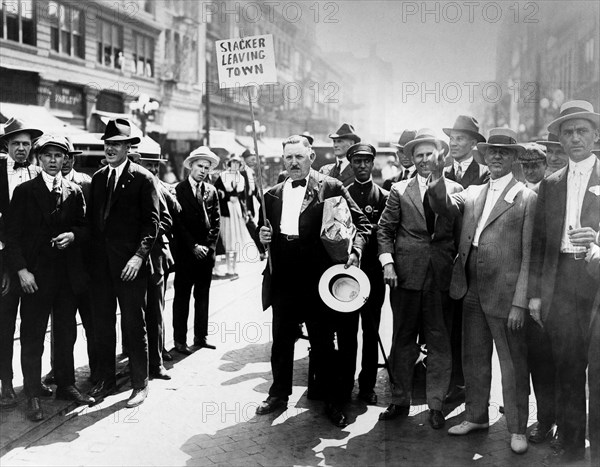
[378,129,461,429]
[5,135,94,421]
[528,100,600,463]
[382,130,417,191]
[318,123,361,187]
[172,147,220,354]
[346,144,389,406]
[429,128,536,455]
[255,134,370,427]
[0,118,44,409]
[87,119,160,408]
[440,115,489,403]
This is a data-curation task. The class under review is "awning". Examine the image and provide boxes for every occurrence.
[0,102,87,135]
[208,130,247,158]
[236,135,282,158]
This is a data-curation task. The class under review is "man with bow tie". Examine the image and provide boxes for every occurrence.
[528,100,600,463]
[172,147,220,355]
[255,134,370,427]
[0,118,43,409]
[319,123,361,186]
[4,135,93,421]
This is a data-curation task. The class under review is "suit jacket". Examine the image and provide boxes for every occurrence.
[444,159,489,188]
[528,158,600,321]
[261,169,371,309]
[67,169,92,203]
[148,180,177,281]
[89,160,160,272]
[429,175,537,318]
[0,157,42,216]
[174,178,220,269]
[5,175,88,294]
[382,166,417,191]
[319,161,355,186]
[379,177,462,291]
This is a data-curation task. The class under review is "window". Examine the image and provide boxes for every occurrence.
[97,19,123,69]
[48,2,84,58]
[0,0,35,45]
[133,32,154,77]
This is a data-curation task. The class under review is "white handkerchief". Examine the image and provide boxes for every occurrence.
[504,181,524,203]
[589,185,600,196]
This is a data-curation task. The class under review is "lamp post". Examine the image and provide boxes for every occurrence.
[129,93,160,136]
[245,120,266,140]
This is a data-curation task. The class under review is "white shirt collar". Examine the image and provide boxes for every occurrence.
[355,176,373,185]
[108,158,128,181]
[489,172,513,190]
[416,173,428,186]
[568,154,596,174]
[454,156,473,171]
[286,173,310,185]
[41,171,62,191]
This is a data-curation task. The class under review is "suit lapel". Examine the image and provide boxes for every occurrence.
[268,183,284,234]
[406,177,425,220]
[551,167,568,238]
[482,178,518,231]
[180,179,203,214]
[581,159,600,226]
[462,160,479,187]
[472,183,488,232]
[300,171,319,215]
[109,160,134,210]
[32,176,53,227]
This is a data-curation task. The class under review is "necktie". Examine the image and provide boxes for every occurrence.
[423,190,435,235]
[103,169,116,221]
[291,179,307,188]
[330,161,341,178]
[455,164,463,182]
[196,182,210,227]
[13,161,30,169]
[401,168,409,181]
[52,177,62,210]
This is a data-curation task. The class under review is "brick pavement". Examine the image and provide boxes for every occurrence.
[0,259,594,466]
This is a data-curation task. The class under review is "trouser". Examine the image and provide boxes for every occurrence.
[146,274,165,370]
[589,306,600,463]
[0,290,20,384]
[444,297,464,388]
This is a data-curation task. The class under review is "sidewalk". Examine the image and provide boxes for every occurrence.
[0,259,593,466]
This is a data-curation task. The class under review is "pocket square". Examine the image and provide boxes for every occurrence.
[589,185,600,196]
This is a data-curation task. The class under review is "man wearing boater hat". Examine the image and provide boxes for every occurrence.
[0,118,44,409]
[319,123,361,186]
[256,134,370,427]
[528,100,600,463]
[429,127,536,454]
[87,118,160,408]
[378,129,461,429]
[382,130,417,191]
[4,135,94,420]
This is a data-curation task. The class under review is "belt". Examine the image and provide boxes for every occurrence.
[560,251,587,260]
[280,233,300,241]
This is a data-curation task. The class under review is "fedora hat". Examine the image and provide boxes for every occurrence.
[34,134,69,154]
[547,100,600,136]
[318,264,371,313]
[0,117,43,143]
[443,115,486,143]
[329,123,361,143]
[536,132,562,148]
[403,128,450,159]
[392,130,417,149]
[518,142,546,163]
[100,118,141,145]
[184,146,220,170]
[477,128,525,158]
[346,143,377,161]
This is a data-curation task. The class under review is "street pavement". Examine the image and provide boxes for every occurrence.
[0,259,594,466]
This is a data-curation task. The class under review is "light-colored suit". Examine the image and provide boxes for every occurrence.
[429,175,536,435]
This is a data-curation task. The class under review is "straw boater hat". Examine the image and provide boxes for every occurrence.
[403,128,450,159]
[100,118,141,145]
[34,134,70,154]
[328,123,361,143]
[443,115,486,143]
[547,100,600,136]
[391,130,417,150]
[346,143,377,161]
[476,128,525,159]
[318,264,371,313]
[183,146,219,170]
[0,117,43,144]
[518,142,547,163]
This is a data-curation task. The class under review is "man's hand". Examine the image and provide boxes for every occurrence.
[383,263,398,289]
[17,269,38,294]
[345,252,359,268]
[507,305,526,332]
[121,255,143,281]
[528,298,543,328]
[193,244,209,260]
[51,232,75,250]
[1,272,10,296]
[259,220,273,244]
[428,147,447,181]
[568,227,597,249]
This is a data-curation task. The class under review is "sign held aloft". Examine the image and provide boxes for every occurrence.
[215,34,278,88]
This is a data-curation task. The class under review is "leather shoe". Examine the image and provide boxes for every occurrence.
[448,420,489,435]
[358,391,378,405]
[545,447,585,464]
[0,381,18,408]
[429,409,445,429]
[379,404,409,421]
[550,429,562,450]
[256,396,288,415]
[162,348,173,362]
[528,422,554,443]
[193,338,216,350]
[126,386,148,408]
[510,433,528,454]
[444,385,465,403]
[174,342,193,355]
[56,385,95,406]
[40,382,53,397]
[88,380,117,402]
[149,366,171,380]
[325,403,348,428]
[42,371,55,386]
[26,397,43,422]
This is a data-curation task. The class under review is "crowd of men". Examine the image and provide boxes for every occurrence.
[0,99,599,464]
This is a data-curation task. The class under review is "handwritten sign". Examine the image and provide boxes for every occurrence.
[215,34,277,89]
